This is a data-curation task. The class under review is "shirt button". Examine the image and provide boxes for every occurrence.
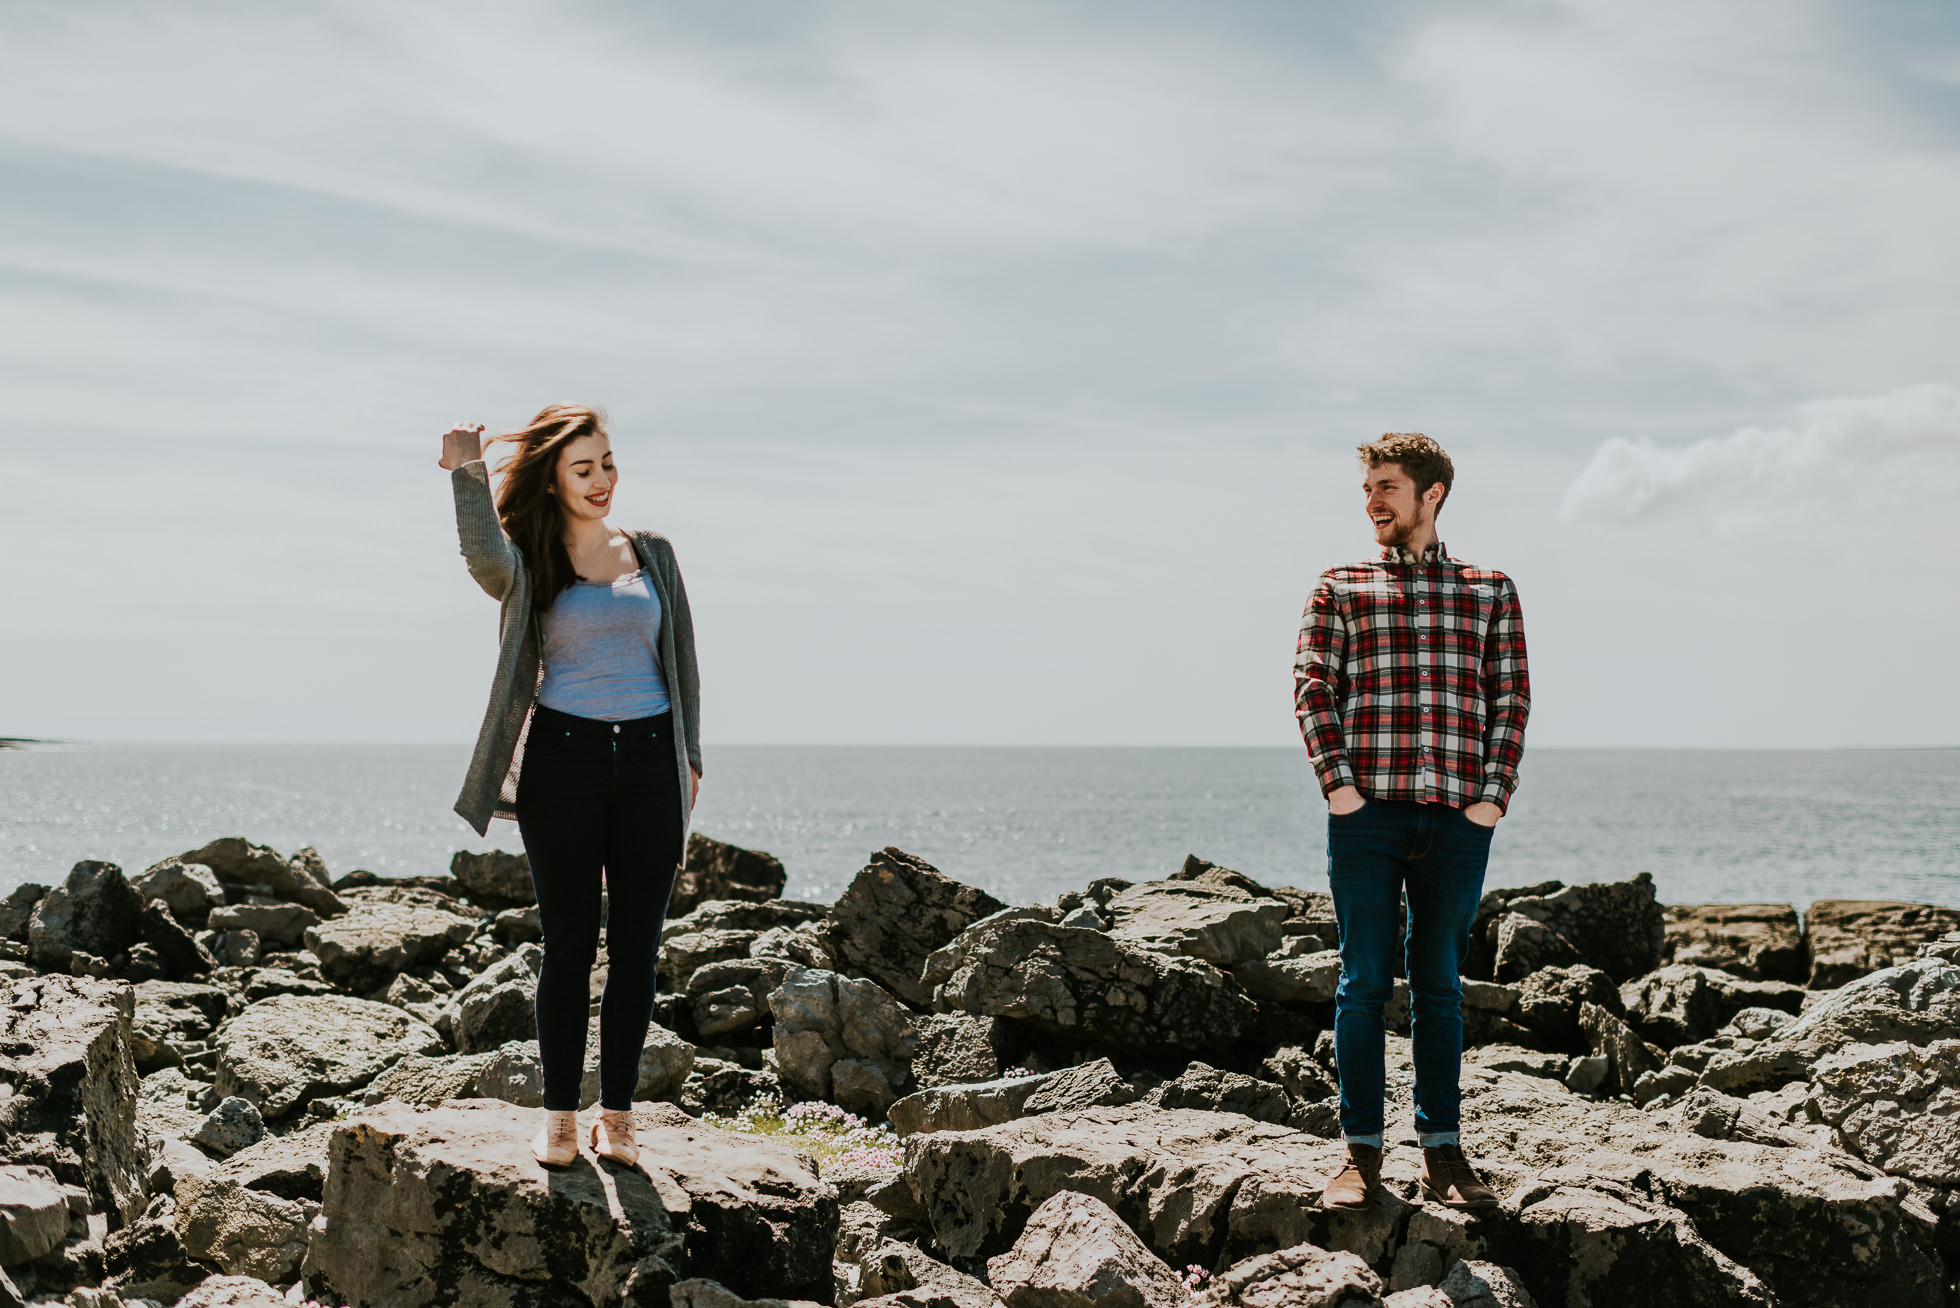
[613,724,620,734]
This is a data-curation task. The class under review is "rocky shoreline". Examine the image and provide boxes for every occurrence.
[1,836,1957,1308]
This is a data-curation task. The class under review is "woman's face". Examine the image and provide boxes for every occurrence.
[551,433,615,523]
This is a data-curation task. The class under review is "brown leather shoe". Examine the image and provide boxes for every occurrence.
[1322,1142,1383,1211]
[1422,1144,1499,1209]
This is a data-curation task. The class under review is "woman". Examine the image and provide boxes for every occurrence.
[438,403,701,1169]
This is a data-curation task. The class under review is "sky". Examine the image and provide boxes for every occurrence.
[2,0,1957,749]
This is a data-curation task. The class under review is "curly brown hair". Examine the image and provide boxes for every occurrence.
[1357,432,1454,507]
[492,403,610,611]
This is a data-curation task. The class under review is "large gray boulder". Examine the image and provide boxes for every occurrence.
[1468,875,1666,984]
[302,1099,838,1304]
[129,981,228,1074]
[987,1190,1186,1308]
[1195,1244,1380,1307]
[1807,1039,1960,1184]
[0,883,48,943]
[212,993,445,1118]
[770,968,917,1116]
[1104,881,1287,967]
[1617,964,1804,1049]
[205,901,318,948]
[0,975,146,1227]
[130,861,224,929]
[1661,903,1805,983]
[175,838,346,917]
[821,848,1008,1007]
[449,847,535,909]
[1805,900,1960,989]
[136,902,215,980]
[910,1013,1016,1088]
[26,861,145,972]
[174,1124,335,1283]
[1699,957,1960,1095]
[302,900,477,992]
[1144,1062,1294,1126]
[673,834,789,918]
[446,944,542,1053]
[1230,948,1341,1006]
[0,1164,71,1265]
[936,918,1259,1053]
[888,1059,1134,1138]
[1509,966,1622,1053]
[688,958,792,1041]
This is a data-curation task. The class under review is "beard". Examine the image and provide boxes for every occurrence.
[1373,510,1422,547]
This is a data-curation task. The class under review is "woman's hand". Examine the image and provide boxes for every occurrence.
[438,422,486,471]
[690,769,701,808]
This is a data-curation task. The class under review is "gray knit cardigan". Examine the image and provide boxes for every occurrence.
[449,460,702,838]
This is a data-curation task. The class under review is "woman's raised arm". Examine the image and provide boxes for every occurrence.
[440,421,520,600]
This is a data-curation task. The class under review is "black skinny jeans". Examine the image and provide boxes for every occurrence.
[515,704,684,1112]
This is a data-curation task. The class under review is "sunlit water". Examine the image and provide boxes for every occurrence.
[2,743,1955,910]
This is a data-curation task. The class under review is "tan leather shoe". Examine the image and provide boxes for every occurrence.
[591,1108,639,1166]
[531,1110,579,1168]
[1422,1144,1499,1209]
[1322,1142,1382,1211]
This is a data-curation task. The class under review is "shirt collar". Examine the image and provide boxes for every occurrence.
[1381,540,1449,565]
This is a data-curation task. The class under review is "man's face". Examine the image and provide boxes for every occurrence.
[1362,462,1441,548]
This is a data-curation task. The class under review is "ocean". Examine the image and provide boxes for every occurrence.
[2,743,1955,911]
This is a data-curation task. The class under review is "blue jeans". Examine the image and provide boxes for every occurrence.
[1327,799,1493,1147]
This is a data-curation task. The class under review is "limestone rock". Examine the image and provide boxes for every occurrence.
[130,861,224,929]
[1577,1003,1662,1097]
[1196,1244,1381,1308]
[771,968,917,1116]
[1808,1039,1960,1184]
[103,1204,209,1302]
[1261,1045,1341,1100]
[1671,1087,1814,1148]
[670,1276,827,1308]
[1104,881,1287,967]
[0,883,48,945]
[1232,949,1342,1005]
[854,1239,1001,1308]
[674,835,789,917]
[212,993,445,1118]
[1463,1046,1566,1081]
[911,1014,1016,1088]
[822,848,1008,1007]
[1144,1063,1291,1126]
[447,944,542,1053]
[173,1274,290,1307]
[888,1059,1132,1138]
[1469,875,1666,984]
[493,905,544,945]
[749,922,834,970]
[1489,913,1583,983]
[468,1020,695,1109]
[205,901,318,948]
[1806,900,1960,989]
[174,1123,335,1282]
[936,918,1258,1053]
[135,902,215,980]
[1511,1173,1771,1307]
[188,1098,265,1158]
[0,974,146,1227]
[1662,903,1805,982]
[0,1164,71,1264]
[360,1050,495,1106]
[1698,957,1960,1095]
[1510,966,1621,1053]
[304,1099,837,1303]
[130,980,227,1074]
[177,837,346,917]
[449,848,535,909]
[664,928,767,993]
[1616,964,1804,1049]
[302,901,477,992]
[689,958,792,1040]
[1387,1260,1538,1308]
[986,1189,1186,1308]
[26,861,145,973]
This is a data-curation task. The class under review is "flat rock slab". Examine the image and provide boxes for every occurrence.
[1805,900,1960,989]
[214,992,445,1118]
[1662,904,1805,983]
[1105,881,1288,968]
[303,901,477,991]
[303,1099,838,1308]
[988,1189,1187,1308]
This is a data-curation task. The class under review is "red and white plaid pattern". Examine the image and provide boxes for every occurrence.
[1294,541,1530,811]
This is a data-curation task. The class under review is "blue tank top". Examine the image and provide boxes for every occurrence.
[535,568,670,721]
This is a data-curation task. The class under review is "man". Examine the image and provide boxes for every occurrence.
[1293,432,1529,1211]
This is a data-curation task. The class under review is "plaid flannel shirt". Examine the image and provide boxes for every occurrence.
[1294,541,1529,811]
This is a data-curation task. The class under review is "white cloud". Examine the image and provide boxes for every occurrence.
[1559,384,1960,526]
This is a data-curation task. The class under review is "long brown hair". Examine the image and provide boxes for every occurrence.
[493,403,610,611]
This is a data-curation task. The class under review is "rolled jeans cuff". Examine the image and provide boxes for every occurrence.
[1419,1131,1460,1148]
[1343,1132,1384,1150]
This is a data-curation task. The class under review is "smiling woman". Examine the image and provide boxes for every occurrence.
[437,404,704,1175]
